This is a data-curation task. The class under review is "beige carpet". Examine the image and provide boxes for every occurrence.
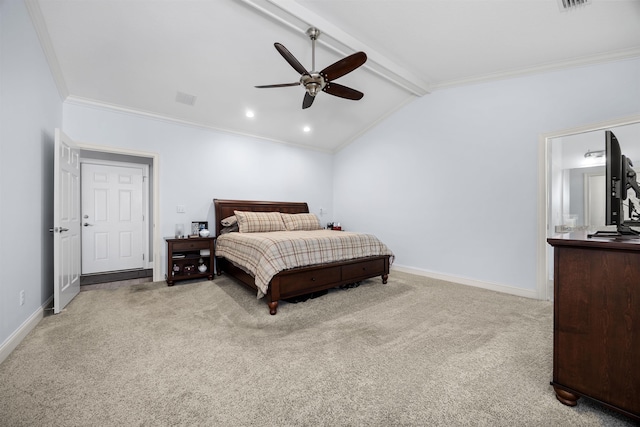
[0,271,634,426]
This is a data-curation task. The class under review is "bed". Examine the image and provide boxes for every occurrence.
[214,199,393,315]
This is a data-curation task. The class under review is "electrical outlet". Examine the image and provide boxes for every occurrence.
[19,290,25,306]
[176,205,186,213]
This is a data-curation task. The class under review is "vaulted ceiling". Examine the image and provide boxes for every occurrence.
[27,0,640,152]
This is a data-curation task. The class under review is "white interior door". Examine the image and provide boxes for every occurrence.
[53,129,81,314]
[586,173,606,229]
[81,163,144,274]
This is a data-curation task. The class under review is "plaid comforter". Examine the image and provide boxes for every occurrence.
[215,230,394,297]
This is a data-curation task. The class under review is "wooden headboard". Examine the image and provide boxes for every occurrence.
[213,199,309,237]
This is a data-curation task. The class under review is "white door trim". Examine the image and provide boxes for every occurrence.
[80,161,149,273]
[77,143,162,282]
[537,114,640,301]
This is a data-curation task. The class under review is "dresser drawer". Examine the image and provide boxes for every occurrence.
[342,258,385,281]
[279,265,342,289]
[171,240,209,251]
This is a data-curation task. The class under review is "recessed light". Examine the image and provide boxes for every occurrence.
[245,110,255,118]
[303,126,311,133]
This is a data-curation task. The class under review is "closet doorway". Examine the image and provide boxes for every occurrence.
[79,145,161,285]
[81,161,147,274]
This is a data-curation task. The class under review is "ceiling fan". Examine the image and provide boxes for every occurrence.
[255,27,367,109]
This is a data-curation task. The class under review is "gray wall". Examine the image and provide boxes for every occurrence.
[63,102,335,278]
[0,0,62,353]
[333,57,640,293]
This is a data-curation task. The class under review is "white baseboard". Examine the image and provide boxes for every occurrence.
[0,297,52,365]
[391,264,539,300]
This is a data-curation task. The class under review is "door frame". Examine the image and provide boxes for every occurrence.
[537,113,640,301]
[80,159,151,273]
[78,143,162,282]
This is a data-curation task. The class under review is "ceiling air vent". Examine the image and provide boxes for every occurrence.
[557,0,591,11]
[175,91,197,106]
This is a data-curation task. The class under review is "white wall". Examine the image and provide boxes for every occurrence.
[0,0,63,357]
[334,58,640,295]
[62,102,334,276]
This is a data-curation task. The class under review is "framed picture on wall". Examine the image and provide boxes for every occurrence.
[191,221,208,236]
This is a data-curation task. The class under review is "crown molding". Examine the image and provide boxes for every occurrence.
[24,0,69,100]
[431,48,640,91]
[64,95,335,154]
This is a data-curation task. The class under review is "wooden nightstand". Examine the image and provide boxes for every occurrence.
[165,236,215,285]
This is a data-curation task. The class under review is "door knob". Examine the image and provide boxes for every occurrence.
[50,227,70,232]
[83,223,94,227]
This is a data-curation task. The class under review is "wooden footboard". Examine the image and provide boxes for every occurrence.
[217,255,390,315]
[213,199,391,315]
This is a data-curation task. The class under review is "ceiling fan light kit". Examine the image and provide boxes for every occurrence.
[255,27,367,109]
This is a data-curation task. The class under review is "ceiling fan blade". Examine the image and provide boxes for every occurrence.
[302,93,315,109]
[320,52,367,81]
[274,43,309,76]
[255,82,300,88]
[323,82,364,100]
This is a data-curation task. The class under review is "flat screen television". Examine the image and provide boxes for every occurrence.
[589,130,640,238]
[605,130,623,226]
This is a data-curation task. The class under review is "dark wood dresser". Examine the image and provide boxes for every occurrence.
[547,232,639,422]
